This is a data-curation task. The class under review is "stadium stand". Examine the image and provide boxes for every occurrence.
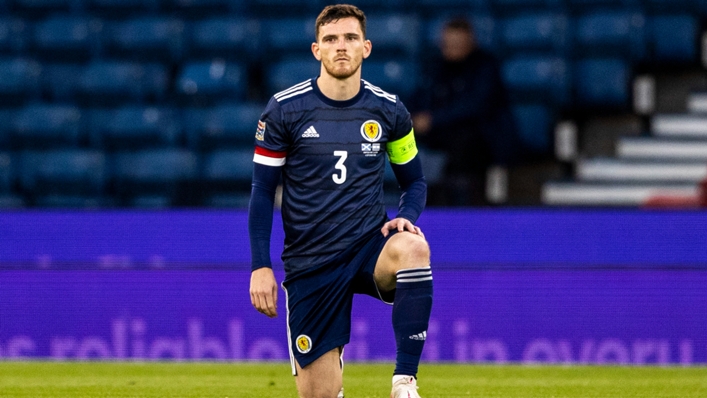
[0,0,703,208]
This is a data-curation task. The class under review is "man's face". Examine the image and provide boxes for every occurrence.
[440,28,475,62]
[312,17,371,80]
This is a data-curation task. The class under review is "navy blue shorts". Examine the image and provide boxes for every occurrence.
[281,230,397,373]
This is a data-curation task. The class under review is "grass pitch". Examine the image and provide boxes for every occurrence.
[1,361,706,397]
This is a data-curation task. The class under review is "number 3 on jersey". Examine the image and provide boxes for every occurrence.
[332,150,347,184]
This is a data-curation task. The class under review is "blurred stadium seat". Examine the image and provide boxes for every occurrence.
[184,102,262,150]
[201,148,255,207]
[88,106,181,149]
[0,58,41,102]
[573,10,647,61]
[33,194,112,208]
[500,12,569,55]
[85,0,160,14]
[202,148,254,186]
[264,17,316,57]
[0,151,12,192]
[0,194,23,208]
[0,17,29,55]
[365,14,420,58]
[79,61,168,104]
[113,149,197,188]
[502,55,569,105]
[647,15,698,63]
[491,0,564,12]
[103,17,185,62]
[415,0,489,11]
[19,149,106,196]
[12,0,82,13]
[362,59,419,101]
[163,0,246,14]
[11,103,83,148]
[574,58,630,107]
[188,18,261,61]
[33,16,102,62]
[265,56,319,95]
[512,103,552,154]
[0,109,11,149]
[566,0,642,8]
[175,60,247,102]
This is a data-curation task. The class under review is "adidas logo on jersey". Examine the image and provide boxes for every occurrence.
[301,126,319,138]
[409,331,427,341]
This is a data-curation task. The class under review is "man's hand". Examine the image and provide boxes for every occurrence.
[250,267,278,318]
[381,217,425,238]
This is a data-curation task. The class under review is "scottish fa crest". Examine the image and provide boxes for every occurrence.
[360,120,382,142]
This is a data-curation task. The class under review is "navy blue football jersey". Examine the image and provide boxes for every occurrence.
[253,77,414,273]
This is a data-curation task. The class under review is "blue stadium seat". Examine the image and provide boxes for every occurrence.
[113,149,198,185]
[202,149,254,185]
[0,58,41,100]
[34,194,113,208]
[643,0,701,12]
[574,11,647,61]
[33,16,101,61]
[86,0,160,13]
[12,0,82,13]
[184,102,262,149]
[425,14,496,52]
[175,60,247,101]
[500,12,569,55]
[188,18,261,61]
[566,0,642,9]
[416,0,489,11]
[512,103,552,154]
[0,109,11,149]
[88,106,181,149]
[365,14,420,58]
[0,152,12,192]
[79,61,168,103]
[19,150,106,195]
[164,0,246,13]
[648,15,698,63]
[204,193,251,208]
[0,18,29,55]
[0,194,23,208]
[104,18,185,62]
[11,104,83,148]
[265,56,319,95]
[490,0,564,12]
[251,0,322,15]
[264,18,316,56]
[574,58,630,107]
[502,56,569,105]
[362,59,419,101]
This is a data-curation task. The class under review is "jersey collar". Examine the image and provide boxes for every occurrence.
[312,76,364,108]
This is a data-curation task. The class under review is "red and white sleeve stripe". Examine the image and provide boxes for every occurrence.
[253,147,287,167]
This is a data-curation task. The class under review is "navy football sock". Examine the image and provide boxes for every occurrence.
[392,267,433,377]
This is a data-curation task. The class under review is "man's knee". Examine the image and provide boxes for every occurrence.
[388,232,431,269]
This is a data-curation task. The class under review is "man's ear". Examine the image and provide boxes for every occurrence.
[363,39,372,59]
[311,42,321,61]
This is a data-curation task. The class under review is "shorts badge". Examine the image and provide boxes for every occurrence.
[360,120,382,142]
[296,335,312,354]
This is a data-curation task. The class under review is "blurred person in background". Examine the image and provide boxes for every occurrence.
[410,18,520,206]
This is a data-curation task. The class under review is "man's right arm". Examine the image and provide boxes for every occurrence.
[248,161,282,318]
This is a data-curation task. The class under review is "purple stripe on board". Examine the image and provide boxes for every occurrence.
[1,269,705,364]
[1,209,707,268]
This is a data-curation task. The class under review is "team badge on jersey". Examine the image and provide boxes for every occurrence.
[296,335,312,354]
[255,120,266,141]
[360,120,382,142]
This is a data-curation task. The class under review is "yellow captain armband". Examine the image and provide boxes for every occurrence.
[386,129,418,165]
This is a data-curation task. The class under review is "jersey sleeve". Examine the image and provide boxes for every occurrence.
[254,97,290,166]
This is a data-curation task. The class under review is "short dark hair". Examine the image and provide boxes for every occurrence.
[315,4,367,41]
[444,17,474,35]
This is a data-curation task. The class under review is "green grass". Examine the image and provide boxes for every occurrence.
[0,362,706,397]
